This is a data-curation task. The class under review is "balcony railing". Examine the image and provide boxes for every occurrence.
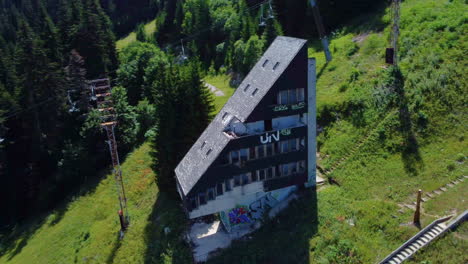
[223,122,306,140]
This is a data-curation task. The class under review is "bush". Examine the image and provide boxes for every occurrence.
[455,153,465,163]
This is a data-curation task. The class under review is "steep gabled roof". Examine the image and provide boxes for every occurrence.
[175,36,307,196]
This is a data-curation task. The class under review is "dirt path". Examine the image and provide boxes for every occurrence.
[204,82,225,97]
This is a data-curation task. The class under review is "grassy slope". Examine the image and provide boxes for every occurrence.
[204,74,236,112]
[0,82,232,263]
[1,0,467,263]
[116,20,157,50]
[208,0,467,263]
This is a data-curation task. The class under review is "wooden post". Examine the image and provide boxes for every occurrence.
[414,189,422,226]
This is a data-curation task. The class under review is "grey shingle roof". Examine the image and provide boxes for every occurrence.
[175,36,307,196]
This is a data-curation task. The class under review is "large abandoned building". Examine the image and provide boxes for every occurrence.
[175,36,316,231]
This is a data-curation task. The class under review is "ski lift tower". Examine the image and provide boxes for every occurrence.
[309,0,332,62]
[88,78,129,234]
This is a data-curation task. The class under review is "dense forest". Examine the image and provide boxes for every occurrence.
[0,0,466,262]
[0,0,385,226]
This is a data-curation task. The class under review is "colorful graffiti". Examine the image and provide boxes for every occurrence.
[273,105,288,112]
[280,128,292,136]
[228,205,252,225]
[291,102,305,110]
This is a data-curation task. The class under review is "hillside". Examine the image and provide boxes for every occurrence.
[1,0,467,263]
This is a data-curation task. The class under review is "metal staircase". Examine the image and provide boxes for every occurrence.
[380,210,468,263]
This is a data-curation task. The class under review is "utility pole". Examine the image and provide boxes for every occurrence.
[309,0,332,62]
[88,78,129,234]
[413,189,422,227]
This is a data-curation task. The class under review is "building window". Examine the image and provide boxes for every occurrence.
[251,171,258,182]
[241,173,250,185]
[266,143,274,156]
[298,88,305,102]
[289,89,297,104]
[290,162,298,174]
[299,160,306,172]
[216,183,224,196]
[278,90,288,105]
[267,167,274,179]
[207,188,215,201]
[290,138,298,151]
[190,198,198,210]
[231,150,239,164]
[249,147,256,160]
[258,169,266,181]
[240,148,248,163]
[281,163,289,176]
[233,175,241,187]
[300,138,306,148]
[273,62,280,70]
[281,140,289,153]
[199,193,207,205]
[252,88,259,96]
[225,179,232,191]
[220,153,230,165]
[257,145,265,158]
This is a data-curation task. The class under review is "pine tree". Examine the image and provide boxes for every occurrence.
[151,60,214,197]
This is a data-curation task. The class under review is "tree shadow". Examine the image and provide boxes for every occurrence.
[317,61,329,80]
[207,188,318,264]
[392,67,424,175]
[143,192,191,264]
[105,232,123,264]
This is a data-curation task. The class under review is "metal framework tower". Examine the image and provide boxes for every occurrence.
[309,0,332,62]
[88,78,129,232]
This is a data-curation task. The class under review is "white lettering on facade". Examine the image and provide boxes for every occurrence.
[260,131,280,144]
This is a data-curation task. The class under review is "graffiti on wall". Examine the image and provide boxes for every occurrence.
[291,102,305,110]
[228,205,252,225]
[260,131,280,144]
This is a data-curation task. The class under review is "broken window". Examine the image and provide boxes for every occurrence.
[233,175,241,187]
[241,173,250,185]
[207,188,215,201]
[225,179,232,191]
[216,183,224,196]
[257,145,265,158]
[199,193,207,205]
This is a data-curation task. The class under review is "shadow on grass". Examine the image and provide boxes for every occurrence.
[106,232,123,264]
[0,160,118,260]
[207,188,318,264]
[393,67,424,175]
[143,192,192,264]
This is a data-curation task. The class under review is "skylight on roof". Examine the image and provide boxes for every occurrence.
[262,59,269,68]
[244,84,250,92]
[222,112,229,120]
[201,141,206,149]
[206,149,212,156]
[273,62,280,70]
[252,88,259,96]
